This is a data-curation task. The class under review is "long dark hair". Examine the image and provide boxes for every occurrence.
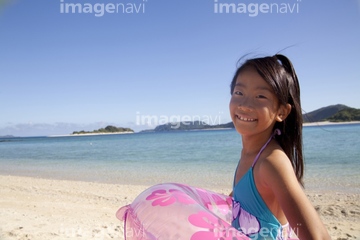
[230,54,304,186]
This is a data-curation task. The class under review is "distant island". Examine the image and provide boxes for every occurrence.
[72,125,134,135]
[141,121,234,132]
[0,135,16,142]
[0,135,15,138]
[303,104,360,122]
[142,104,360,132]
[325,107,360,122]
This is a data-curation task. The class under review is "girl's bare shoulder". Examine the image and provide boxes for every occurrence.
[256,141,296,183]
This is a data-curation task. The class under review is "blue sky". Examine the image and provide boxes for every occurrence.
[0,0,359,136]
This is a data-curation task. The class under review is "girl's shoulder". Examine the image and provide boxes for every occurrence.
[252,141,298,225]
[256,141,296,184]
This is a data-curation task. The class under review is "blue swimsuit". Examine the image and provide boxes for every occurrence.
[232,131,296,240]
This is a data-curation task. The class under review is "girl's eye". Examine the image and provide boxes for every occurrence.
[234,91,243,96]
[256,95,267,99]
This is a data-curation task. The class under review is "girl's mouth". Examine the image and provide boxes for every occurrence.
[236,114,257,122]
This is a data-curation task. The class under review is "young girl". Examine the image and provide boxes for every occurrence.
[117,54,331,240]
[229,54,330,239]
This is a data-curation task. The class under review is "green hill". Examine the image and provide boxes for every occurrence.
[326,108,360,122]
[150,121,234,132]
[72,125,134,135]
[302,104,351,123]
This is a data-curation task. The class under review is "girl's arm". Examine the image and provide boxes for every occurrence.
[259,151,331,240]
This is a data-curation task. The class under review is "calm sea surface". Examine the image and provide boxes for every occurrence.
[0,124,359,193]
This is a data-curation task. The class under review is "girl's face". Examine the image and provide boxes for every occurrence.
[229,68,285,137]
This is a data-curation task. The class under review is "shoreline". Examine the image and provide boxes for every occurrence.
[0,175,359,239]
[303,121,360,127]
[48,131,134,137]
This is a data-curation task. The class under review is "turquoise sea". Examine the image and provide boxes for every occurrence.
[0,124,359,193]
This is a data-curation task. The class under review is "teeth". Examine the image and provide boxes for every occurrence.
[237,115,256,122]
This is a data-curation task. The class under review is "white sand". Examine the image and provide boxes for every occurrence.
[0,175,359,239]
[303,121,360,127]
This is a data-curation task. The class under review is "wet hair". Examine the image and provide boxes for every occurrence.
[230,54,304,186]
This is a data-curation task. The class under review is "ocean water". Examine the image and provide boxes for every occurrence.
[0,124,359,193]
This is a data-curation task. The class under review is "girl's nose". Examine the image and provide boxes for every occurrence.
[237,97,253,111]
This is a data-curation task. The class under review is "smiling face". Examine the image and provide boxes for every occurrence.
[229,67,285,137]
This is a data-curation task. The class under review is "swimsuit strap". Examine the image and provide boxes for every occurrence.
[252,129,281,167]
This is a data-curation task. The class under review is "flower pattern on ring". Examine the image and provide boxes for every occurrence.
[146,188,196,206]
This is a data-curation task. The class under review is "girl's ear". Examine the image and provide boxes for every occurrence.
[276,104,292,122]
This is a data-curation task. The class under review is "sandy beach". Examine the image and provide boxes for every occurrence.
[0,175,358,240]
[303,121,360,127]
